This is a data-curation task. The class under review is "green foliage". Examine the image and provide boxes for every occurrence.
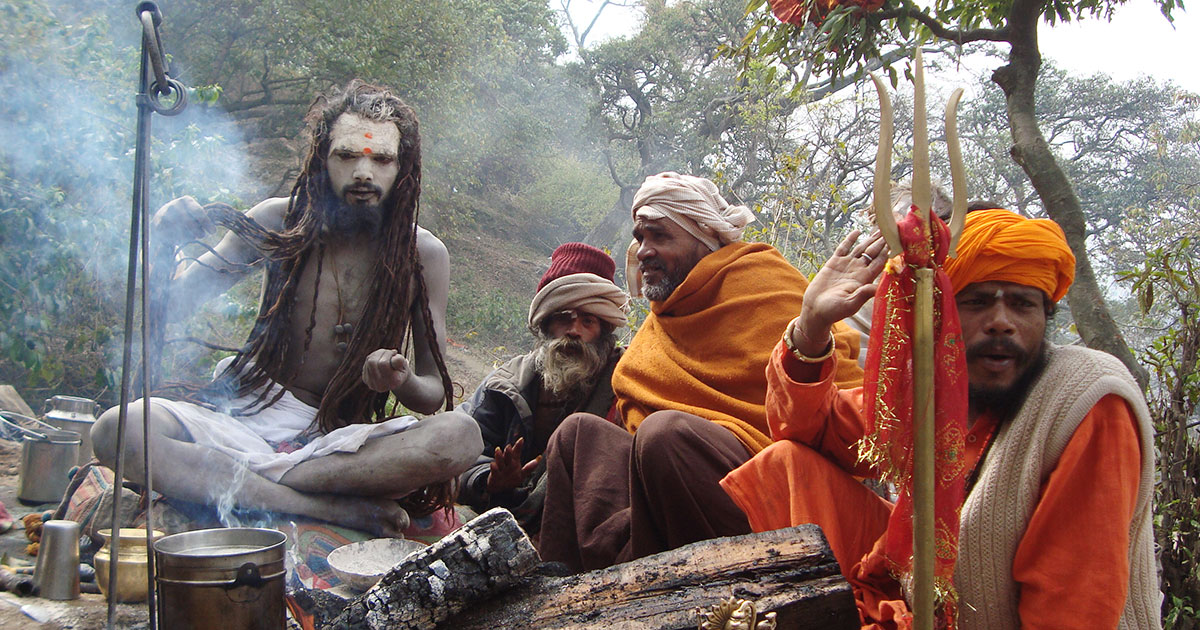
[945,52,1200,233]
[733,2,902,91]
[571,0,890,255]
[722,63,880,270]
[0,0,261,404]
[447,284,529,352]
[158,0,582,233]
[519,154,618,236]
[1120,238,1200,627]
[574,0,752,188]
[731,0,1179,85]
[0,1,131,402]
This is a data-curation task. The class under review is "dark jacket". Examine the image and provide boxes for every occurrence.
[456,347,622,532]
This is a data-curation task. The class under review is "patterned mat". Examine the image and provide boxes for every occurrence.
[280,509,462,590]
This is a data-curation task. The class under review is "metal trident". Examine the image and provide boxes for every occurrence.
[869,48,966,630]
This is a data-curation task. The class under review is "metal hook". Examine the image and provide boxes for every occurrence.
[148,77,189,116]
[138,4,169,97]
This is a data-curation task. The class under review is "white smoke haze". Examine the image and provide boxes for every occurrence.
[2,1,629,398]
[0,4,264,397]
[211,456,274,530]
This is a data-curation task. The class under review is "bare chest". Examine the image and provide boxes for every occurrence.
[281,246,377,398]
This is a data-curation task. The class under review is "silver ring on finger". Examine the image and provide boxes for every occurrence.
[859,253,873,264]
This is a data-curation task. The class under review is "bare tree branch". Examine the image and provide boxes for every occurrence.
[871,7,1010,43]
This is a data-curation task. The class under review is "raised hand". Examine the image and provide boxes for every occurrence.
[362,348,412,392]
[794,229,889,355]
[151,196,215,245]
[486,437,540,494]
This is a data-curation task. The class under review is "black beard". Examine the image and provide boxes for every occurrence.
[968,342,1048,423]
[323,184,385,237]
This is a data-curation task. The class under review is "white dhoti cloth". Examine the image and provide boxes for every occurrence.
[150,373,417,483]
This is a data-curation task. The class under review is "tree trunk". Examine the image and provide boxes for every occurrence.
[442,523,858,630]
[992,0,1148,388]
[584,185,638,280]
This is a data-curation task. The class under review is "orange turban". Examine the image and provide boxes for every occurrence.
[944,209,1076,302]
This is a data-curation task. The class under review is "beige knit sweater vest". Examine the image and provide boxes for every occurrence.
[955,345,1161,630]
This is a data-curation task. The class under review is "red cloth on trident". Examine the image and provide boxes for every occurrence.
[858,208,968,616]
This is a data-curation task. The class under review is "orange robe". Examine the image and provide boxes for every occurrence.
[721,342,1142,629]
[612,241,863,454]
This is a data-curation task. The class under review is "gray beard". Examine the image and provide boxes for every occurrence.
[534,334,613,401]
[641,275,679,303]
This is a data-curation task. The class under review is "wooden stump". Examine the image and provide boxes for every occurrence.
[328,507,541,630]
[444,523,857,630]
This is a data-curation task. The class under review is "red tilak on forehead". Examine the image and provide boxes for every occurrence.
[364,132,373,139]
[363,147,373,154]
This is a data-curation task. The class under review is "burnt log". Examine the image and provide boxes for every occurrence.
[327,507,541,630]
[444,523,857,630]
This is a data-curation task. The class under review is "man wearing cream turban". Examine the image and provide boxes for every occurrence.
[723,209,1160,629]
[537,172,865,571]
[457,243,629,534]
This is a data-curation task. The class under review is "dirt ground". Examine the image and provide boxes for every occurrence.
[0,438,148,629]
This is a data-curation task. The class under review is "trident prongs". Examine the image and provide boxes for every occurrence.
[870,72,903,258]
[945,87,967,255]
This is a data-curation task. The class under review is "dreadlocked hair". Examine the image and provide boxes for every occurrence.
[196,80,454,436]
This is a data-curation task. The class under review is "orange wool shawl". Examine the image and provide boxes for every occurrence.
[613,241,863,454]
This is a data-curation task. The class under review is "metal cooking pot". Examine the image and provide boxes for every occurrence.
[155,527,286,630]
[43,395,99,466]
[1,412,81,505]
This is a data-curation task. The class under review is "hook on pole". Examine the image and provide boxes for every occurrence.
[147,77,189,116]
[137,3,170,96]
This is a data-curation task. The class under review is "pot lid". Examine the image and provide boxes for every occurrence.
[47,395,96,416]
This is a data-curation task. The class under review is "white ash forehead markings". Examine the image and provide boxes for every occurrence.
[328,113,400,157]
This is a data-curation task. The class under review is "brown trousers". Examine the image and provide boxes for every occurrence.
[537,410,752,572]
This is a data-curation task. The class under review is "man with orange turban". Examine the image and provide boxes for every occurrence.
[722,209,1160,629]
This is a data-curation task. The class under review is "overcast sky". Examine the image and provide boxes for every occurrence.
[1040,2,1197,93]
[568,0,1198,93]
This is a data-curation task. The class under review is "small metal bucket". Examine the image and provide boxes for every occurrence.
[43,395,99,467]
[1,412,81,505]
[155,528,287,630]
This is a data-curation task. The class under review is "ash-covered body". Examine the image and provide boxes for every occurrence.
[91,81,482,537]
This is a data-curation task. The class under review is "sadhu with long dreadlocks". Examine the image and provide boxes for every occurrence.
[94,81,483,536]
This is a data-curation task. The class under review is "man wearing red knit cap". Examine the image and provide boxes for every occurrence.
[457,243,629,535]
[724,209,1160,630]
